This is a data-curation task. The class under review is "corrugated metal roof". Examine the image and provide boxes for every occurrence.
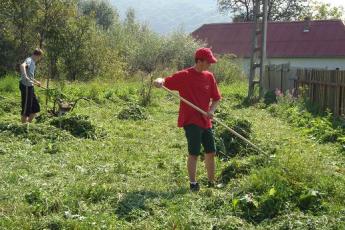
[191,20,345,58]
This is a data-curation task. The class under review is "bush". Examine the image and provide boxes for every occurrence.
[210,55,245,84]
[0,75,18,93]
[160,30,202,70]
[263,90,277,105]
[266,94,345,146]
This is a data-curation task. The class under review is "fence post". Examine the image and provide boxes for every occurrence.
[267,65,271,91]
[335,69,340,116]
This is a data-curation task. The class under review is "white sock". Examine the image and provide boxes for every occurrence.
[190,181,198,185]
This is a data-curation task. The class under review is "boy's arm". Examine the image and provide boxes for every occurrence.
[154,71,185,90]
[207,74,222,118]
[207,99,221,118]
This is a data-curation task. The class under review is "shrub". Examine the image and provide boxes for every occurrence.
[211,55,245,84]
[0,75,18,93]
[263,90,277,105]
[266,94,345,146]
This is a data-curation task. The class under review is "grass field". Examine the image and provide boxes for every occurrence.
[1,76,345,229]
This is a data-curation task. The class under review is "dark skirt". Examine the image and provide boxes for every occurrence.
[19,82,40,116]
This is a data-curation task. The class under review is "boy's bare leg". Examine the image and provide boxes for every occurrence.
[28,113,37,123]
[187,155,198,183]
[204,153,216,182]
[21,116,28,123]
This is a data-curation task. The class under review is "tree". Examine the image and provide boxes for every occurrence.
[79,0,118,30]
[0,0,38,64]
[302,1,345,20]
[35,0,77,79]
[217,0,309,22]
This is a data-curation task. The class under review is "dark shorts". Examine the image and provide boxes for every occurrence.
[183,124,216,156]
[19,82,40,116]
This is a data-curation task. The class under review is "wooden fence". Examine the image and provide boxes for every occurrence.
[262,64,297,93]
[295,69,345,116]
[263,64,345,116]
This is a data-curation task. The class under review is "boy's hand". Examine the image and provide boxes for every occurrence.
[35,81,42,87]
[206,111,215,119]
[153,78,164,88]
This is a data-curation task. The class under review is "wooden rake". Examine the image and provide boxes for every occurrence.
[162,86,268,156]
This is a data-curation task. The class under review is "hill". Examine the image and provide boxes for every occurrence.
[111,0,230,34]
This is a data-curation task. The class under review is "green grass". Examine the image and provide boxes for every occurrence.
[1,76,345,229]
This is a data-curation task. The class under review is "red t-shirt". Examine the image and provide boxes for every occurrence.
[164,67,221,129]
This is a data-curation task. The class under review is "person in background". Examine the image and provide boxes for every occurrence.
[19,48,43,123]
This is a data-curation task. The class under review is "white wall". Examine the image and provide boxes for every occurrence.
[240,57,345,76]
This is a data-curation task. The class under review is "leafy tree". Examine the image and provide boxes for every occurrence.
[0,0,38,66]
[160,30,202,69]
[217,0,309,22]
[35,0,77,79]
[79,0,118,30]
[302,1,345,20]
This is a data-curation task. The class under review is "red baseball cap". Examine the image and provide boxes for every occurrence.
[195,47,217,64]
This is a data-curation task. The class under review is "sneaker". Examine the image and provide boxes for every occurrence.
[207,181,215,188]
[190,182,200,192]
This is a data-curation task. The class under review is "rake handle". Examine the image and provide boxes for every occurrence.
[162,86,267,155]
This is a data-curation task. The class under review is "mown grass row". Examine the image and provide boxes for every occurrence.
[0,75,345,229]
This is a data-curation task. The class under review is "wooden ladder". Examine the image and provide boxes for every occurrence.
[248,0,268,98]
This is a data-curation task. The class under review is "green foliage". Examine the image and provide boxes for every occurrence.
[79,0,119,30]
[263,90,277,105]
[219,158,252,183]
[218,0,310,22]
[214,112,253,160]
[267,94,345,148]
[298,189,323,212]
[1,78,345,229]
[0,75,18,93]
[262,211,345,229]
[127,30,163,73]
[0,97,19,115]
[160,30,202,70]
[123,26,202,74]
[139,73,154,107]
[117,103,148,120]
[0,122,72,144]
[50,114,96,138]
[0,0,38,63]
[302,1,345,20]
[1,0,203,82]
[211,54,245,84]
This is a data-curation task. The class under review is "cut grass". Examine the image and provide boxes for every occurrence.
[0,77,345,229]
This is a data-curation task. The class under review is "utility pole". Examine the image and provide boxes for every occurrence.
[248,0,268,99]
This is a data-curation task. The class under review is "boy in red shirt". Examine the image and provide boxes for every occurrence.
[154,48,221,192]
